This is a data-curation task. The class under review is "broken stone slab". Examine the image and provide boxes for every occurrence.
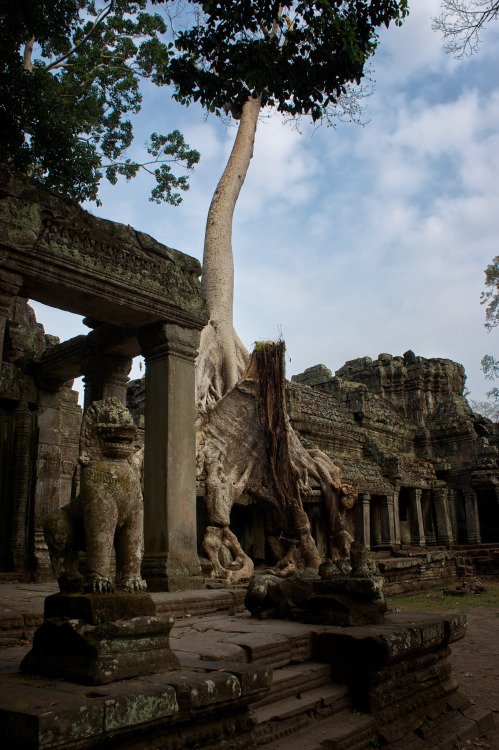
[20,612,180,685]
[245,569,387,627]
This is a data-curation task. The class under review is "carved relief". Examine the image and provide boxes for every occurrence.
[44,398,146,593]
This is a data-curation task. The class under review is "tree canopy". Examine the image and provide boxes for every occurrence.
[0,0,199,204]
[433,1,499,57]
[155,0,409,122]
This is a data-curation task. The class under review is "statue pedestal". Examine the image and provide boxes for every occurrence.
[21,593,180,685]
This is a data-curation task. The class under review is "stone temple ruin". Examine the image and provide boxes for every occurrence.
[0,165,497,748]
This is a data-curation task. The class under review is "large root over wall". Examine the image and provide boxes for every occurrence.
[196,341,356,584]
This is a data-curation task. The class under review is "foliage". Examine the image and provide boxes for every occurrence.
[387,580,499,611]
[470,354,499,420]
[481,255,499,332]
[469,396,499,420]
[433,0,499,57]
[0,0,199,204]
[473,258,499,420]
[153,0,409,124]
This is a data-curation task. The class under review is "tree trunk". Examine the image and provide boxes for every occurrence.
[196,96,262,407]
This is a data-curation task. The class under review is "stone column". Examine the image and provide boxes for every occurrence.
[463,487,481,544]
[408,488,425,546]
[433,486,454,545]
[139,322,203,591]
[81,351,132,410]
[421,490,436,545]
[0,270,23,365]
[370,498,382,546]
[392,487,401,545]
[385,495,396,545]
[356,493,371,548]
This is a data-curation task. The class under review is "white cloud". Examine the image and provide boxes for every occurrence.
[28,1,499,407]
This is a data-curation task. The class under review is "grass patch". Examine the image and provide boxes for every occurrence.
[387,580,499,612]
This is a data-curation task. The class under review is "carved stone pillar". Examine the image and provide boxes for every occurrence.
[0,271,23,364]
[408,488,425,546]
[463,487,481,544]
[371,498,382,546]
[81,350,132,410]
[385,495,396,545]
[139,322,203,591]
[392,487,401,545]
[356,493,371,548]
[433,486,454,545]
[421,490,436,545]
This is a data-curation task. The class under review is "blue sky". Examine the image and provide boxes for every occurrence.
[31,0,499,405]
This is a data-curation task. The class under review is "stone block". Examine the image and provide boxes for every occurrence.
[44,591,156,624]
[165,670,242,711]
[20,613,180,684]
[461,705,496,735]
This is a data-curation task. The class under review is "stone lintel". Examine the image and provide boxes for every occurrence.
[0,164,207,330]
[34,335,88,384]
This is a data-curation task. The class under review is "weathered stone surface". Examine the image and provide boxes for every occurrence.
[1,656,271,749]
[0,164,207,328]
[20,612,180,684]
[44,591,156,624]
[245,544,387,627]
[43,398,146,594]
[287,352,499,580]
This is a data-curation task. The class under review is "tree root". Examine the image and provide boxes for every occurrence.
[202,525,254,585]
[197,342,357,585]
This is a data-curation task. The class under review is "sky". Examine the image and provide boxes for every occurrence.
[31,0,499,406]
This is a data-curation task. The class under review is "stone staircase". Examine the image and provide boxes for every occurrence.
[250,659,375,750]
[225,611,494,750]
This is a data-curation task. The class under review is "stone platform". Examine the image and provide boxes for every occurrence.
[0,587,494,749]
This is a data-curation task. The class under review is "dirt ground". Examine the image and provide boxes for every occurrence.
[448,607,499,749]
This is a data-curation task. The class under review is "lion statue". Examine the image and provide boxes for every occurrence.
[43,398,146,594]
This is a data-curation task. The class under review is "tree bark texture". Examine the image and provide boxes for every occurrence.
[197,342,356,584]
[196,96,262,407]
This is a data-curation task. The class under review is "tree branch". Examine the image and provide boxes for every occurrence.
[23,36,35,71]
[45,1,114,72]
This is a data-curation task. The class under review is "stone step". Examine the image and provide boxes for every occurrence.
[255,707,375,750]
[253,682,352,747]
[251,662,332,709]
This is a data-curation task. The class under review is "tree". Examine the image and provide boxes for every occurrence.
[471,258,499,420]
[151,0,408,579]
[152,0,409,406]
[433,1,499,57]
[0,0,200,204]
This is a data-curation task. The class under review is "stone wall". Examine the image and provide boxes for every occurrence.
[291,351,499,553]
[0,299,82,579]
